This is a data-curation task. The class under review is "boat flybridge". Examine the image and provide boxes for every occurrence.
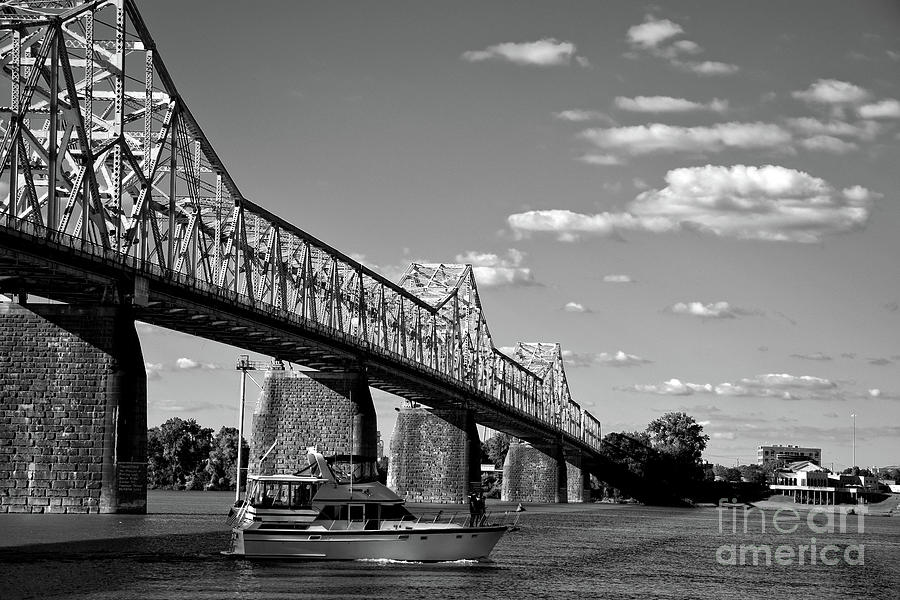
[224,449,508,561]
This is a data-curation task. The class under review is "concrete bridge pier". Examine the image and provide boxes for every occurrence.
[250,370,377,475]
[0,301,147,514]
[501,440,569,503]
[563,450,592,503]
[386,402,481,503]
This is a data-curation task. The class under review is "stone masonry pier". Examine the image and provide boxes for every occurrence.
[250,370,377,475]
[502,440,589,503]
[0,302,147,514]
[387,403,480,503]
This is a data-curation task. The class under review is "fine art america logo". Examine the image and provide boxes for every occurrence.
[716,500,866,567]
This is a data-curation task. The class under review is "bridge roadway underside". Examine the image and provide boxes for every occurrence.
[0,230,600,463]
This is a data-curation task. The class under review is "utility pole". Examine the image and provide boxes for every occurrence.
[235,357,247,503]
[851,413,856,470]
[235,355,283,501]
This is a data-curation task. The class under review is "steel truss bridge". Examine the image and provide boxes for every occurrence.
[0,1,606,468]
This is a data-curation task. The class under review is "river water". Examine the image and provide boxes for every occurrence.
[1,491,898,600]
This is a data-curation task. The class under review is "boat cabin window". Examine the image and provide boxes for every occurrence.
[348,504,366,522]
[249,480,319,509]
[326,455,379,483]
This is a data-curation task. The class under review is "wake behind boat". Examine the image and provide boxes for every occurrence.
[224,450,508,561]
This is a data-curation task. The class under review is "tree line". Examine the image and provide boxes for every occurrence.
[477,412,713,503]
[147,417,248,490]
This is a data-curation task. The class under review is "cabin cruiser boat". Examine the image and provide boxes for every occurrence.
[224,450,508,561]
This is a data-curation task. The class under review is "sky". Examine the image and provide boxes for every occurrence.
[134,0,900,470]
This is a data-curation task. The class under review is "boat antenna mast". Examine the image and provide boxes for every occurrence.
[349,386,354,492]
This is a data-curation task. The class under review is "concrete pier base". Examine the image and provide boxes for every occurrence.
[250,370,377,475]
[0,302,147,514]
[501,441,566,503]
[564,452,591,503]
[387,403,480,503]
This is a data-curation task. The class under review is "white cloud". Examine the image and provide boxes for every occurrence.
[176,357,200,369]
[631,165,875,242]
[553,110,615,123]
[868,388,900,400]
[455,248,537,287]
[625,16,738,76]
[563,301,589,313]
[679,60,740,76]
[738,373,836,391]
[147,358,223,380]
[622,373,838,399]
[560,350,602,368]
[668,301,750,319]
[798,135,859,154]
[790,352,832,361]
[145,362,163,380]
[561,349,650,367]
[712,432,736,440]
[510,165,876,244]
[792,79,870,105]
[578,153,625,166]
[672,40,702,55]
[785,117,881,141]
[858,99,900,119]
[603,274,634,283]
[508,209,656,242]
[626,17,683,49]
[614,96,728,113]
[597,350,651,367]
[625,378,712,396]
[888,50,900,61]
[580,122,792,155]
[462,38,587,67]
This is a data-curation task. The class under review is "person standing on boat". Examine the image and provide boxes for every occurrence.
[475,490,486,526]
[468,491,479,527]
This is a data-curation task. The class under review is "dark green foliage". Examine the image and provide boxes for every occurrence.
[723,467,742,482]
[205,426,249,491]
[481,472,502,498]
[482,433,511,468]
[146,418,212,490]
[598,412,711,503]
[738,464,766,484]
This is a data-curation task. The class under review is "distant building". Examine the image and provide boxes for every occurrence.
[757,444,821,466]
[770,460,881,504]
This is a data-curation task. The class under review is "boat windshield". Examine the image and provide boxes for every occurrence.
[326,455,379,483]
[247,480,319,509]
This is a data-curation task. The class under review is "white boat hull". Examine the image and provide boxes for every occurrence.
[230,526,507,561]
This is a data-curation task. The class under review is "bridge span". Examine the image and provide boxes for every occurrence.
[0,1,617,512]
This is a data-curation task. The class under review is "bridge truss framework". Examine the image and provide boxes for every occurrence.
[0,0,603,458]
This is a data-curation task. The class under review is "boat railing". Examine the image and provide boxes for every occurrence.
[398,510,522,529]
[318,510,522,531]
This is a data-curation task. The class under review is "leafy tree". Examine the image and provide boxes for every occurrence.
[723,467,742,482]
[147,417,214,490]
[481,473,502,498]
[646,412,709,464]
[761,459,787,480]
[482,433,511,468]
[738,464,766,484]
[147,426,171,489]
[601,431,653,478]
[712,464,729,480]
[205,426,248,491]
